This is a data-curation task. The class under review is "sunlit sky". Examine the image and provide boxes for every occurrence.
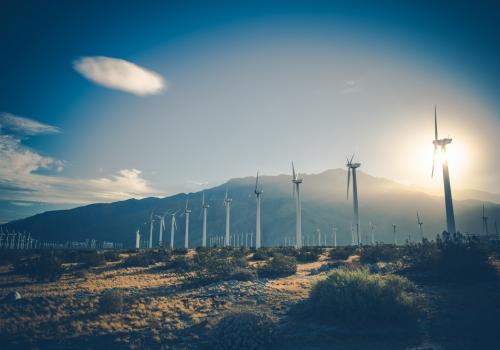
[1,0,499,221]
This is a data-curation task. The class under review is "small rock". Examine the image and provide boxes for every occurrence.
[6,291,22,302]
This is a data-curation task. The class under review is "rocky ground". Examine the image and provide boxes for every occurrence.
[0,251,498,350]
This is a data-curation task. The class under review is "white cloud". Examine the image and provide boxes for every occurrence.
[0,112,60,135]
[340,79,361,95]
[74,56,166,96]
[0,131,160,205]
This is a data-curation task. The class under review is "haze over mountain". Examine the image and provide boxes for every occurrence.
[3,169,499,247]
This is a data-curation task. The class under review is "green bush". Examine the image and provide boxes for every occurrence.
[104,251,121,262]
[410,232,497,284]
[14,254,63,281]
[302,268,418,326]
[329,246,357,260]
[257,254,297,278]
[99,289,124,313]
[295,247,323,262]
[208,311,274,350]
[122,250,169,267]
[228,268,257,281]
[251,248,274,261]
[80,251,106,267]
[359,244,401,264]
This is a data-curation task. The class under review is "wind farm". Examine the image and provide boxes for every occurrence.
[0,1,499,349]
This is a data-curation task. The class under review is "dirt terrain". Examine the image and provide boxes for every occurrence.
[0,251,498,350]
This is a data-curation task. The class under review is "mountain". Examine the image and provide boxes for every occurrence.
[3,169,500,247]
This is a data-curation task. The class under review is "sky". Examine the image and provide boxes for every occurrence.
[1,0,499,222]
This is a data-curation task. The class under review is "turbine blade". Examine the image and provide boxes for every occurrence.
[431,145,438,178]
[434,105,438,140]
[292,162,296,180]
[350,153,355,163]
[417,211,420,224]
[255,170,259,191]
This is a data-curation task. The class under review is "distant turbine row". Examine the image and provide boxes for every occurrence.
[135,106,459,249]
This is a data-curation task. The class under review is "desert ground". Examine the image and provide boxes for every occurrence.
[0,243,499,350]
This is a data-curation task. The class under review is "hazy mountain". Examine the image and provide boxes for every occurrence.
[3,169,499,247]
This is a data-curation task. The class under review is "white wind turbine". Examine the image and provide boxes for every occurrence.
[369,221,376,245]
[346,154,361,246]
[291,162,303,249]
[224,186,232,247]
[169,211,178,250]
[417,212,424,241]
[135,228,141,249]
[332,225,337,247]
[481,204,489,235]
[254,171,263,249]
[183,200,191,249]
[431,105,456,234]
[148,211,154,249]
[156,212,167,247]
[201,192,209,248]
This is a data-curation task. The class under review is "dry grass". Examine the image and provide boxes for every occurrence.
[0,252,332,348]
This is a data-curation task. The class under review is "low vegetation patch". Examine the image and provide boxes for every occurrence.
[359,244,401,263]
[409,232,497,284]
[257,254,297,278]
[207,311,274,350]
[122,250,169,267]
[103,251,121,262]
[99,289,124,313]
[14,254,63,281]
[298,268,419,326]
[329,246,357,260]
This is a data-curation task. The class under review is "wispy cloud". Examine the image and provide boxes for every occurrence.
[185,180,209,191]
[0,112,60,135]
[340,79,361,95]
[0,114,160,207]
[73,56,166,96]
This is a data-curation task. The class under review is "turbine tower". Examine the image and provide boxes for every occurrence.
[392,224,397,245]
[369,221,376,245]
[156,213,166,247]
[201,192,209,248]
[346,154,361,245]
[184,200,191,249]
[254,171,263,249]
[169,211,178,250]
[481,204,489,235]
[224,186,232,247]
[135,228,140,249]
[148,212,154,249]
[431,106,456,234]
[417,212,424,241]
[292,162,303,249]
[332,225,337,247]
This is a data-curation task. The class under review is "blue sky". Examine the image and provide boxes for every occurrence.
[1,0,499,222]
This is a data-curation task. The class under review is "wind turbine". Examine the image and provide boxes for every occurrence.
[292,162,303,249]
[369,221,376,245]
[392,224,397,245]
[332,225,337,247]
[155,212,167,247]
[481,204,489,235]
[201,192,209,248]
[346,154,361,245]
[417,212,424,241]
[254,171,263,249]
[135,228,141,249]
[183,200,191,249]
[224,186,232,247]
[169,211,178,250]
[148,211,154,249]
[431,106,457,234]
